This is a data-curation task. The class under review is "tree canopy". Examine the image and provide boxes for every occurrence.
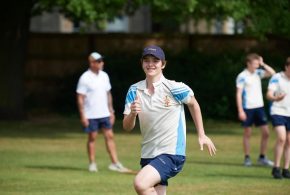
[31,0,290,37]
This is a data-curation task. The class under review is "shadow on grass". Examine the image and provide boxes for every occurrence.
[187,160,271,169]
[187,160,273,179]
[26,165,85,171]
[206,173,272,179]
[0,117,242,138]
[187,160,242,167]
[0,117,141,138]
[25,165,139,175]
[195,129,241,135]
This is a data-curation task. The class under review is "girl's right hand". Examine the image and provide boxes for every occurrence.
[130,95,142,116]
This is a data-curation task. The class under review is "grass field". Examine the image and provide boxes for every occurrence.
[0,116,289,195]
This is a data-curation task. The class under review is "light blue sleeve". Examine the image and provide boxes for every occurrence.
[268,74,279,91]
[123,85,138,114]
[236,74,245,88]
[256,69,266,78]
[170,82,194,104]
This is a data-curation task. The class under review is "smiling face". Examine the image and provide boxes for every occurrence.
[141,55,165,79]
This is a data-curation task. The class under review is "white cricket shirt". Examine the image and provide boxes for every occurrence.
[268,72,290,116]
[76,69,111,119]
[124,75,194,158]
[236,69,266,109]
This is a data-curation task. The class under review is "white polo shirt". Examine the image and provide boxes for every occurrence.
[268,72,290,116]
[124,76,194,158]
[236,69,266,109]
[76,69,111,119]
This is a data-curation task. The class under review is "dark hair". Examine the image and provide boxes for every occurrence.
[140,56,167,66]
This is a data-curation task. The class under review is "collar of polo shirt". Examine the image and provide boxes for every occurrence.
[137,75,166,91]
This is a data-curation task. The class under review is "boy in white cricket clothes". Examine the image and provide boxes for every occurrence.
[76,52,128,172]
[123,45,216,195]
[267,57,290,179]
[236,53,275,166]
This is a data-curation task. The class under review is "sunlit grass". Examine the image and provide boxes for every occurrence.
[0,117,289,195]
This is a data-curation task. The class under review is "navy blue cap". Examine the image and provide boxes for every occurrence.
[142,45,165,60]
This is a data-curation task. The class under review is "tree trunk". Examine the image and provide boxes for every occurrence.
[0,0,33,119]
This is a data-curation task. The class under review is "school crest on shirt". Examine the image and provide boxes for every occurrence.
[164,95,171,107]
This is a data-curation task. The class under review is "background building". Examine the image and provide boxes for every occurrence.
[30,6,241,34]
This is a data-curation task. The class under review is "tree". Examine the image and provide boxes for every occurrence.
[1,0,289,119]
[31,0,290,37]
[143,0,290,37]
[189,0,290,37]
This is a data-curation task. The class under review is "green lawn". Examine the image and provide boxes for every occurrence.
[0,116,289,195]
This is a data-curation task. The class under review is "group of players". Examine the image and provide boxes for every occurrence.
[76,45,289,195]
[236,53,290,179]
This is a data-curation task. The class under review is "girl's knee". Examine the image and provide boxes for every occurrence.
[134,177,146,193]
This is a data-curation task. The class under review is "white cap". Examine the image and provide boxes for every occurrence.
[90,52,103,60]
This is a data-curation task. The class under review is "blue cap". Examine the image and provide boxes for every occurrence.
[142,45,165,60]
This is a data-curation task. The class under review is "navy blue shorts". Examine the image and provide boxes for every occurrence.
[140,154,186,186]
[242,107,268,127]
[83,117,112,133]
[271,115,290,131]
